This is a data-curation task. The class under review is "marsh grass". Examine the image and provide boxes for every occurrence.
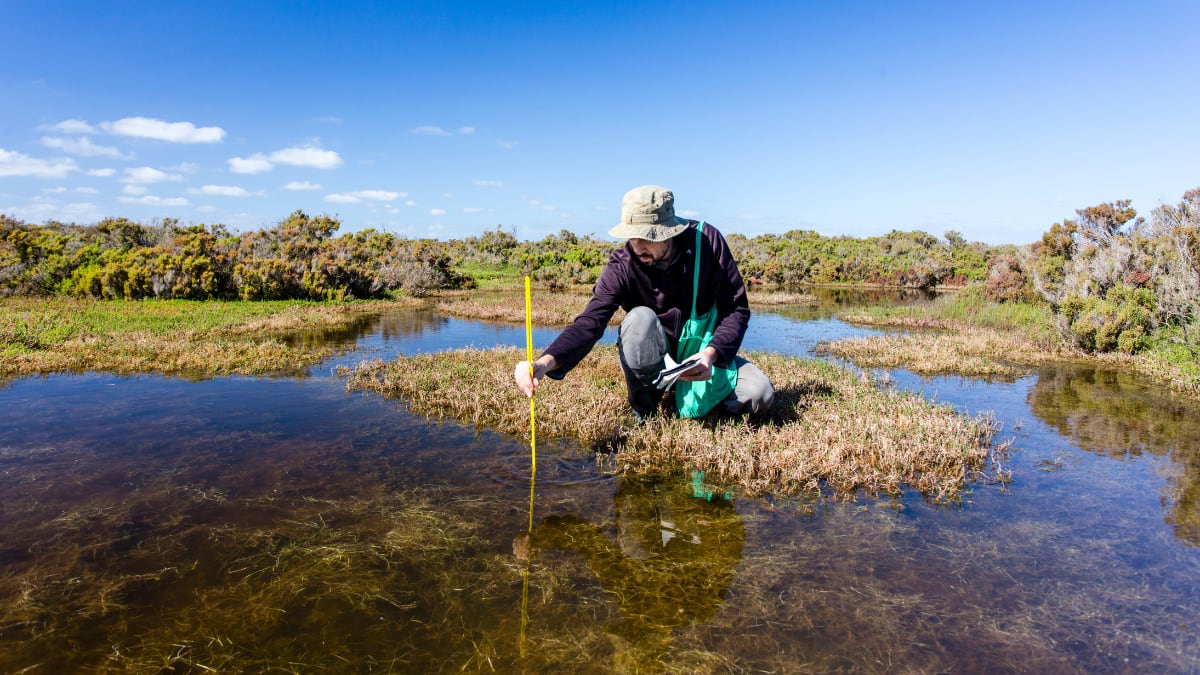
[834,292,1200,396]
[340,346,1003,502]
[0,297,419,377]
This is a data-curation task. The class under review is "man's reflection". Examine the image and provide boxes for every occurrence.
[516,475,745,655]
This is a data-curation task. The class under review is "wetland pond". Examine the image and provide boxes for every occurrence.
[2,291,1199,673]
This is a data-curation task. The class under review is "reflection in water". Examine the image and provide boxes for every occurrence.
[527,477,744,660]
[1029,364,1200,545]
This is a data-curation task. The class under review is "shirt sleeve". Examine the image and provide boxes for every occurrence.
[541,254,625,378]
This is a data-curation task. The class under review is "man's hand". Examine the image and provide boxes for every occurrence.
[677,347,719,382]
[514,354,557,397]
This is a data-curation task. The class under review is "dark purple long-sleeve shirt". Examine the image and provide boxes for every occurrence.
[543,222,750,378]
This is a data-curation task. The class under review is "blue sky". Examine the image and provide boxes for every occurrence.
[2,1,1197,245]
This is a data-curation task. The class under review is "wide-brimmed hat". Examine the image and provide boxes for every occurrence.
[608,185,690,241]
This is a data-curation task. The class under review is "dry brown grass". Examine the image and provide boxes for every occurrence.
[821,328,1077,379]
[745,290,819,306]
[340,346,1003,502]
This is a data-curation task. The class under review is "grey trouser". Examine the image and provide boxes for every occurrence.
[617,306,775,418]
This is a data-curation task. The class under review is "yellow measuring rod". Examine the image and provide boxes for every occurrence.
[524,276,537,485]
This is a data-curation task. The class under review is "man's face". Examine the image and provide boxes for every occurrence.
[629,238,673,267]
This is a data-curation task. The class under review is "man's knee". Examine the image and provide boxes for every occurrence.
[724,358,775,416]
[618,307,666,370]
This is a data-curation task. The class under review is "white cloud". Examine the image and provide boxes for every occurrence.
[40,119,97,134]
[187,185,261,197]
[269,146,342,169]
[411,125,474,136]
[429,208,446,216]
[40,136,129,159]
[325,190,405,204]
[228,153,273,174]
[45,186,99,195]
[228,145,343,174]
[122,166,182,184]
[118,195,189,206]
[410,126,451,136]
[497,140,519,149]
[2,197,103,223]
[284,180,322,191]
[678,209,701,218]
[102,116,225,143]
[0,148,78,178]
[463,207,488,213]
[87,168,116,177]
[473,179,504,187]
[404,200,415,206]
[123,184,148,196]
[528,199,557,211]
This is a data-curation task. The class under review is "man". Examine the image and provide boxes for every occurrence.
[514,185,774,419]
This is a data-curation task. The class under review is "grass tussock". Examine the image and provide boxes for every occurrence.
[0,297,419,377]
[745,290,819,306]
[340,346,1003,502]
[821,328,1075,379]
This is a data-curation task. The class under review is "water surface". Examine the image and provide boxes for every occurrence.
[1,297,1198,672]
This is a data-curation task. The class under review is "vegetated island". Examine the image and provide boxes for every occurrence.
[340,346,1006,504]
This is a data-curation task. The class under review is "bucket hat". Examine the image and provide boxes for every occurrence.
[608,185,690,241]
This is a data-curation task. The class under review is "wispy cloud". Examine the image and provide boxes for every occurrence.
[429,208,446,216]
[310,115,343,125]
[39,119,98,134]
[410,126,452,136]
[87,168,116,177]
[473,179,504,187]
[497,140,519,149]
[118,195,189,206]
[325,190,405,204]
[40,136,130,159]
[102,116,225,143]
[283,180,322,191]
[0,148,79,178]
[44,186,100,195]
[462,207,490,213]
[410,125,475,137]
[187,185,262,197]
[228,145,343,174]
[121,166,182,184]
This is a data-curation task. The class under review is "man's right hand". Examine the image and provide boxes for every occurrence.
[514,355,556,397]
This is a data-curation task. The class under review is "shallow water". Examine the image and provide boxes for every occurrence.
[1,297,1198,673]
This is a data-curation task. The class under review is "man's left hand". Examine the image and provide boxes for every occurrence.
[677,347,719,382]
